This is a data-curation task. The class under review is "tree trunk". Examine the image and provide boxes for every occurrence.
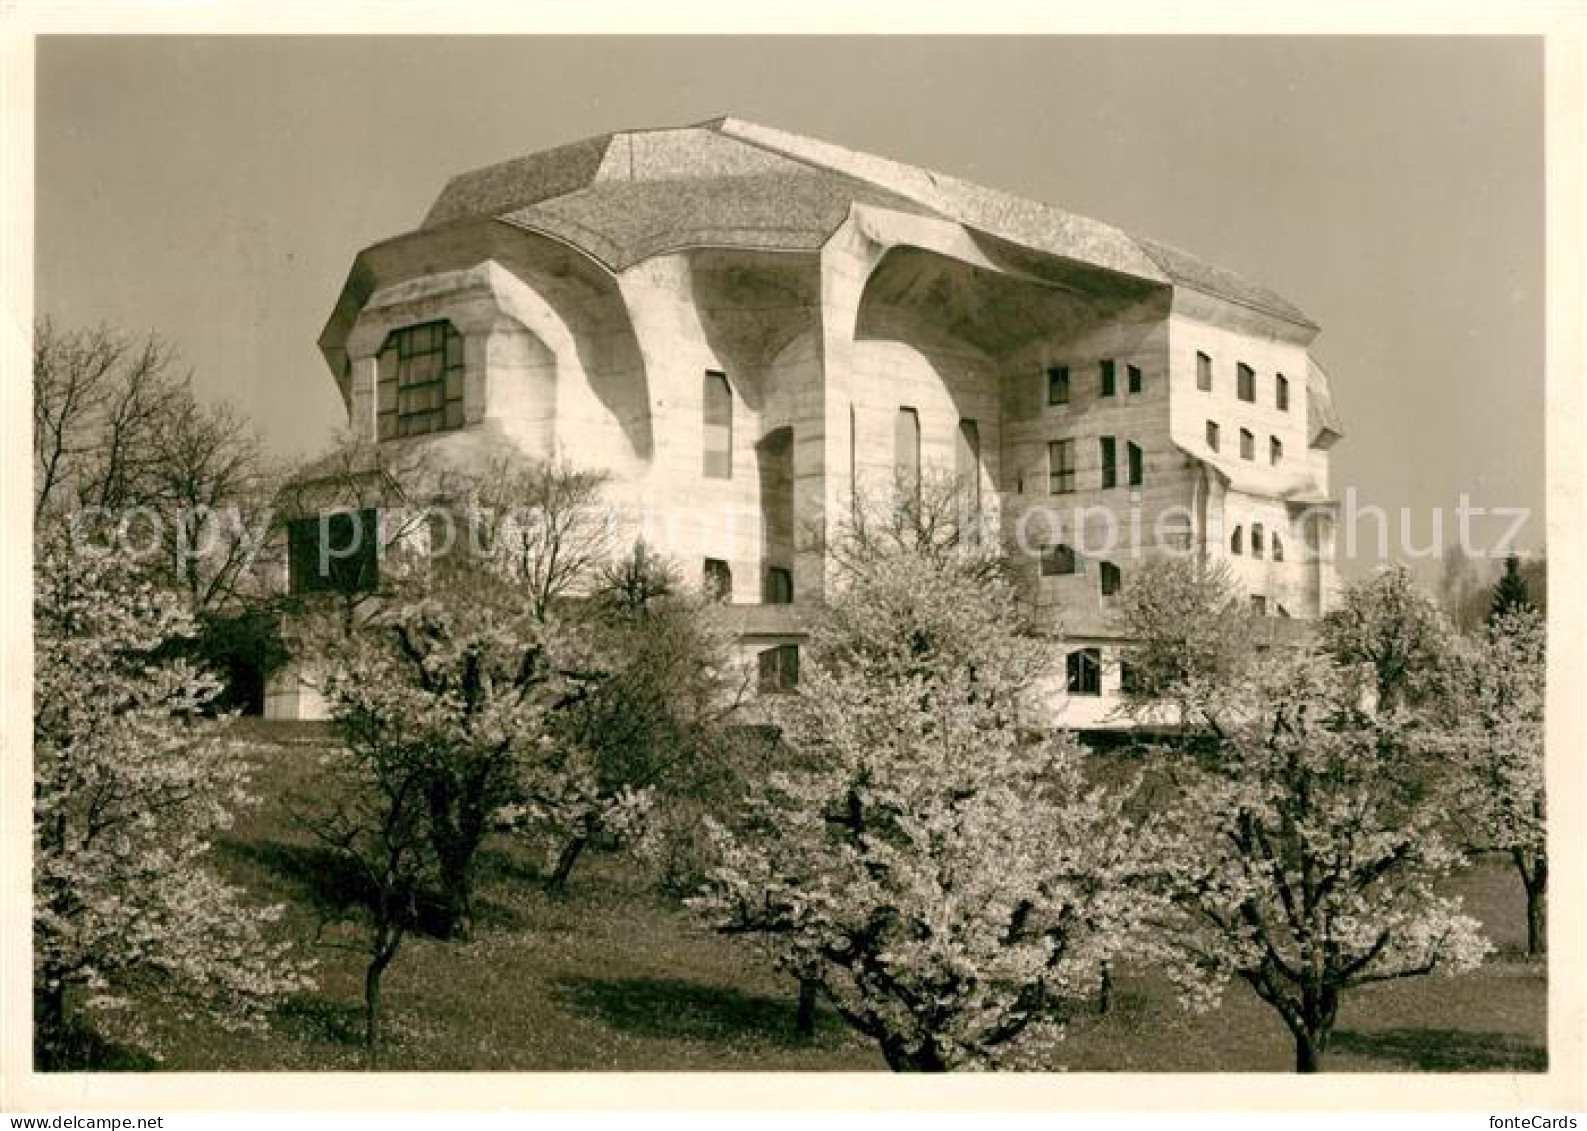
[545,834,587,895]
[363,942,398,1069]
[431,835,475,939]
[1517,851,1547,957]
[1294,1031,1324,1073]
[1525,873,1547,958]
[795,978,818,1038]
[34,981,68,1069]
[880,1036,949,1072]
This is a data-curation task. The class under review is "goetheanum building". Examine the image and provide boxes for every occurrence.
[269,117,1343,725]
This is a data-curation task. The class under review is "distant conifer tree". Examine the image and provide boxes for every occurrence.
[1489,554,1535,623]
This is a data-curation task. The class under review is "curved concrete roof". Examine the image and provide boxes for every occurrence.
[418,117,1316,329]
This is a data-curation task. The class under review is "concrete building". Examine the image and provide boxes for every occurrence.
[270,117,1343,725]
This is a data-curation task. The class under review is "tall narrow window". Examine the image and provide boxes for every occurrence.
[1276,373,1291,411]
[1272,533,1285,562]
[1100,360,1116,397]
[1048,438,1076,495]
[1270,436,1283,465]
[1251,595,1268,616]
[1041,543,1078,576]
[378,321,465,440]
[1252,523,1265,558]
[764,566,794,605]
[1206,420,1221,452]
[1196,351,1213,392]
[1047,365,1070,406]
[957,418,982,537]
[1100,561,1122,597]
[1231,525,1244,555]
[1099,436,1117,489]
[1127,441,1144,487]
[1066,648,1102,696]
[703,370,733,478]
[703,558,732,602]
[1240,428,1255,461]
[1127,364,1143,394]
[895,406,921,506]
[1237,363,1256,403]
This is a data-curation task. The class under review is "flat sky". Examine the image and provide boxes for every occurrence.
[34,35,1545,575]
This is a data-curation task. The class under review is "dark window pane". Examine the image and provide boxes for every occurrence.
[704,371,733,479]
[1066,648,1101,696]
[1047,365,1069,406]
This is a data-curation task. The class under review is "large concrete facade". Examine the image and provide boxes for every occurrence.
[274,117,1342,726]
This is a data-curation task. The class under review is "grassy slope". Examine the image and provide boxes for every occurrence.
[128,726,1544,1073]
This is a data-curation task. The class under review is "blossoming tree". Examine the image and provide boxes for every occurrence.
[33,521,309,1065]
[1439,608,1547,955]
[692,547,1153,1070]
[1153,649,1490,1072]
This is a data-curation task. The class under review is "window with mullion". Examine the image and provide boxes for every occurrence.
[377,321,465,441]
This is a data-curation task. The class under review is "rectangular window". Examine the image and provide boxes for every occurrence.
[1237,363,1256,403]
[1100,359,1116,397]
[757,644,800,694]
[1066,648,1102,696]
[1270,436,1283,465]
[288,508,380,594]
[957,418,981,539]
[1251,595,1268,616]
[1252,523,1265,558]
[703,370,733,478]
[895,407,921,504]
[1099,436,1117,489]
[1048,438,1076,495]
[378,321,465,440]
[1100,561,1122,597]
[1042,543,1078,577]
[1196,351,1213,392]
[703,558,732,602]
[1127,441,1144,487]
[1206,420,1221,452]
[1047,365,1070,406]
[1240,428,1255,460]
[1127,364,1143,394]
[764,566,794,605]
[1277,373,1291,411]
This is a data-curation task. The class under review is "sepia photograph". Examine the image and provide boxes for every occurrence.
[5,11,1583,1116]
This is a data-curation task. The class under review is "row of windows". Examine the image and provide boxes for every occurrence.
[704,558,794,604]
[1046,359,1144,407]
[1197,351,1290,411]
[1229,523,1285,561]
[1039,544,1124,596]
[1048,437,1143,494]
[1206,421,1284,464]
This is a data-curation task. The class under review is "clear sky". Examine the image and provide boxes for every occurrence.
[34,35,1545,574]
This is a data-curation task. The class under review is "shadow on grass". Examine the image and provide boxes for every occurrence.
[552,975,836,1046]
[1331,1028,1546,1072]
[37,1018,160,1072]
[221,837,501,937]
[220,836,373,916]
[276,993,366,1047]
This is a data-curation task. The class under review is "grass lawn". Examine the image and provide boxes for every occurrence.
[104,723,1546,1073]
